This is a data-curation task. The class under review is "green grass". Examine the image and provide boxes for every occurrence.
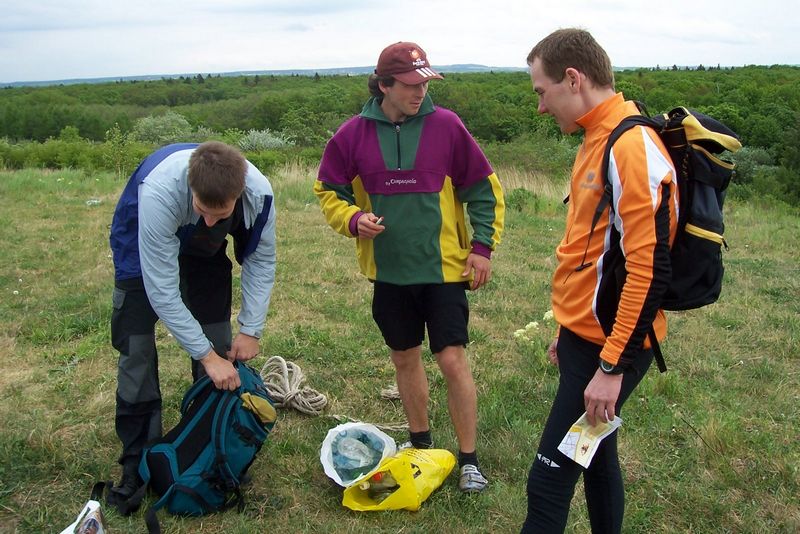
[0,165,798,533]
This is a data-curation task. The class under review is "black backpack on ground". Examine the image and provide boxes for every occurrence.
[587,104,742,371]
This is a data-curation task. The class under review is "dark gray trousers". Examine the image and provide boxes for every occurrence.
[110,246,233,472]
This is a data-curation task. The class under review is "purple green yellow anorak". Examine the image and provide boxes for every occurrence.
[314,95,505,285]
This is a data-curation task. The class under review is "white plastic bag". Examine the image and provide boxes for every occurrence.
[59,499,107,534]
[320,421,397,487]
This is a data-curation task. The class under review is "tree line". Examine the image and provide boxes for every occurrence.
[1,66,798,205]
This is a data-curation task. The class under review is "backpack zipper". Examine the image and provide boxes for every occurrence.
[685,223,726,247]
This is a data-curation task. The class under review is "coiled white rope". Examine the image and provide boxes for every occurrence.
[259,356,408,431]
[260,355,328,416]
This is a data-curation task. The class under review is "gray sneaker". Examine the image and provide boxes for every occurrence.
[458,464,488,493]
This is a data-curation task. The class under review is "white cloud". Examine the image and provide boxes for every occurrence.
[1,0,798,83]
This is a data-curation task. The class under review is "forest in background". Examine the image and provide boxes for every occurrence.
[1,66,799,206]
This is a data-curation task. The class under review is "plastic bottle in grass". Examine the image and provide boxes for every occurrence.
[335,433,375,467]
[332,430,383,485]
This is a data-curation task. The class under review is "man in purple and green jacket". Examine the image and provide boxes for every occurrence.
[314,42,504,493]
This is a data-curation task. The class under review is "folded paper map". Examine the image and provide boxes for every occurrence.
[557,412,622,468]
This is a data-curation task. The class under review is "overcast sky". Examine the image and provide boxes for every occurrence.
[1,0,797,84]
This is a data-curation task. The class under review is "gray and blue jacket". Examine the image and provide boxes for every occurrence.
[110,143,276,360]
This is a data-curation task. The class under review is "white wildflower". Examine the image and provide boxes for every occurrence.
[543,310,554,322]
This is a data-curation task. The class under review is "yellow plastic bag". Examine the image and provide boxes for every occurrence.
[342,448,455,511]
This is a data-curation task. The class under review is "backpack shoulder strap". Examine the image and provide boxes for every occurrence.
[586,113,669,373]
[180,375,213,414]
[648,328,668,373]
[212,391,244,487]
[575,115,659,272]
[600,115,662,187]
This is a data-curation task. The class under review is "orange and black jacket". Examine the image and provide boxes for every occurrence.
[552,93,678,367]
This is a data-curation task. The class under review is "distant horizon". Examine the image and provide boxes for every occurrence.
[5,61,799,88]
[2,63,517,87]
[4,1,798,88]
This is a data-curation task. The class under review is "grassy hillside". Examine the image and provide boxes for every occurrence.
[0,165,797,533]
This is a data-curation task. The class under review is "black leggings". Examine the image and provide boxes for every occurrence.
[522,328,653,534]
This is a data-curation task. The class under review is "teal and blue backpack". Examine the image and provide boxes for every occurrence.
[135,361,277,532]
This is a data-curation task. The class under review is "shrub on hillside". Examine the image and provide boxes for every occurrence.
[237,129,295,151]
[774,166,800,205]
[728,147,800,207]
[131,111,194,145]
[506,187,540,212]
[616,80,645,104]
[103,124,152,178]
[279,106,346,147]
[21,138,103,170]
[0,137,15,169]
[0,134,152,174]
[483,132,577,179]
[730,146,773,191]
[242,150,286,173]
[193,125,218,142]
[243,145,323,174]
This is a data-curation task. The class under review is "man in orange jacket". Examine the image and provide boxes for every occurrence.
[521,29,678,533]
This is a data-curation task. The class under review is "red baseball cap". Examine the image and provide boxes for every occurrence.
[375,42,443,84]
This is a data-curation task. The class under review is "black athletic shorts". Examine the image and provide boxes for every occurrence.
[372,281,469,354]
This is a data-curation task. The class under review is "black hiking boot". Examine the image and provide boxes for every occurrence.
[106,468,143,515]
